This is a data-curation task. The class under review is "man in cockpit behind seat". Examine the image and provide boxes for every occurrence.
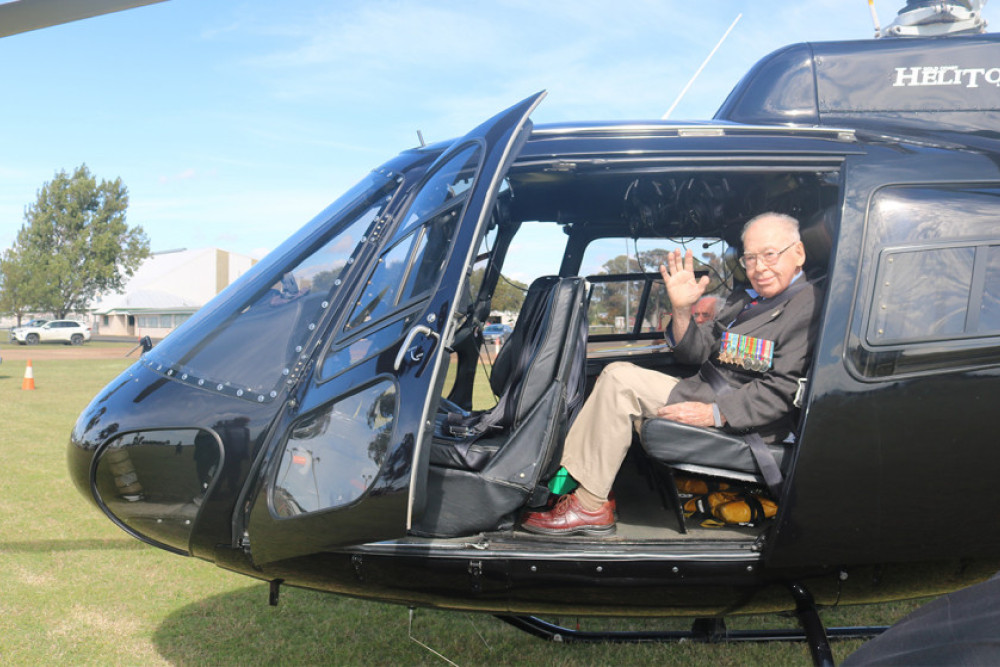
[522,212,823,536]
[691,294,719,325]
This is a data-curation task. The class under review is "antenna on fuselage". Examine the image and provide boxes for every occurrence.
[662,13,742,120]
[868,0,884,37]
[416,130,426,147]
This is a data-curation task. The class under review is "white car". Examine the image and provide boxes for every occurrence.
[11,319,91,345]
[8,318,47,342]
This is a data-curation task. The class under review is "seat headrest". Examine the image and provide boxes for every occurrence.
[800,208,836,276]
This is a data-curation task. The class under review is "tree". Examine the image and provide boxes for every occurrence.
[0,248,44,325]
[14,164,150,318]
[591,254,643,328]
[468,267,527,314]
[490,274,528,313]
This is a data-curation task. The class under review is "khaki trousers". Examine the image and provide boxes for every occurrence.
[561,361,680,500]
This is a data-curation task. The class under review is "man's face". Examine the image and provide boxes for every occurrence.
[691,298,716,325]
[742,218,806,299]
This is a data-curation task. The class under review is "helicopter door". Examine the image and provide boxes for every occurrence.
[243,92,545,565]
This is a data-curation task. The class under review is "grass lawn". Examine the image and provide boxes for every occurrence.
[0,346,924,665]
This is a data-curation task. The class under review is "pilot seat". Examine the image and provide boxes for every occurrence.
[413,275,589,538]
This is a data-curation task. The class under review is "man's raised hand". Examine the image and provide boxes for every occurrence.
[661,248,710,310]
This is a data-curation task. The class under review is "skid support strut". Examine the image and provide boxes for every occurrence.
[495,581,886,666]
[789,581,834,667]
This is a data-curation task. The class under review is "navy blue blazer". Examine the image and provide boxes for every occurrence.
[667,279,823,442]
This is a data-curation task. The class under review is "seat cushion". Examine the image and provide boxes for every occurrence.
[428,434,503,471]
[640,418,788,475]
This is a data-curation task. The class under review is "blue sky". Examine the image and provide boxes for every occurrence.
[1,0,997,268]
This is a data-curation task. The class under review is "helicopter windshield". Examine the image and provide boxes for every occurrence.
[142,171,400,403]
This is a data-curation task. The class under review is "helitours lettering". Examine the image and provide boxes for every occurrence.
[893,65,1000,87]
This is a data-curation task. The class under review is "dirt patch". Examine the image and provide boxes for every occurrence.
[1,344,139,361]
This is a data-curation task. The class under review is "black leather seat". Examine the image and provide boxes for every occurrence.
[414,275,589,537]
[429,275,582,471]
[639,419,791,533]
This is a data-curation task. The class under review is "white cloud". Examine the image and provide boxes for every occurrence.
[157,167,202,184]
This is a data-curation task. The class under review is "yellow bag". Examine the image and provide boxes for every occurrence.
[674,475,731,497]
[684,489,777,526]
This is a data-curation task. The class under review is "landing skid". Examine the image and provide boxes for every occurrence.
[495,582,887,667]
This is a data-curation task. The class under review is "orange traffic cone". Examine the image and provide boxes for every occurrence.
[22,359,35,390]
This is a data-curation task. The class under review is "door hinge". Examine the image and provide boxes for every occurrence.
[468,559,483,592]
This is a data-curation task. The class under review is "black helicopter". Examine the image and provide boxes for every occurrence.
[69,3,1000,664]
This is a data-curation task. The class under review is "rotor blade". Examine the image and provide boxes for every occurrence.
[0,0,167,39]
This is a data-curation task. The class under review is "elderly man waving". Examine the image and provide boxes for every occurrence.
[522,212,823,536]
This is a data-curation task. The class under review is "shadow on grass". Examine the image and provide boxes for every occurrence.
[152,585,506,665]
[151,584,866,666]
[0,538,149,553]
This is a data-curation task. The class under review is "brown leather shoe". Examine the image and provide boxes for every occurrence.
[521,493,616,536]
[539,490,617,514]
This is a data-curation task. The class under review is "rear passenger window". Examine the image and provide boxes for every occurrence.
[849,185,1000,379]
[980,246,1000,332]
[867,245,976,344]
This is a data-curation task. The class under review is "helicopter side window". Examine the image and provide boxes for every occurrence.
[143,174,397,402]
[850,185,1000,378]
[272,381,397,517]
[337,145,481,338]
[867,242,1000,344]
[398,144,479,233]
[867,245,976,344]
[344,202,461,332]
[345,232,414,329]
[318,146,481,380]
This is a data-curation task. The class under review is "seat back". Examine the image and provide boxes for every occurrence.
[416,276,589,537]
[488,276,563,396]
[801,206,836,281]
[504,276,589,430]
[490,275,566,427]
[438,275,584,453]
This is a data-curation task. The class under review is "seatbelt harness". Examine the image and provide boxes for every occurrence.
[699,358,785,498]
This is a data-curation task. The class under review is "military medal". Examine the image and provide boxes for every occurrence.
[719,332,774,372]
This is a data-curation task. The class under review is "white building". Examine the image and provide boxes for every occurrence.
[90,248,257,339]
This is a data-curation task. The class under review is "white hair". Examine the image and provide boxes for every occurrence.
[741,212,801,244]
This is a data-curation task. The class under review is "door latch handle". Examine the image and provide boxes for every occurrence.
[394,325,440,371]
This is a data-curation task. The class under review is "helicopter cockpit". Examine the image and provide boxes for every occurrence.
[404,145,842,539]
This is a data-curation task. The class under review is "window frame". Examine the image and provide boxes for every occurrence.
[318,143,484,380]
[847,183,1000,380]
[862,240,998,347]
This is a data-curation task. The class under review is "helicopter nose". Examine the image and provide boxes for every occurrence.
[70,427,222,555]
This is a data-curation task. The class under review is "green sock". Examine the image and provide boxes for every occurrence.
[547,466,579,495]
